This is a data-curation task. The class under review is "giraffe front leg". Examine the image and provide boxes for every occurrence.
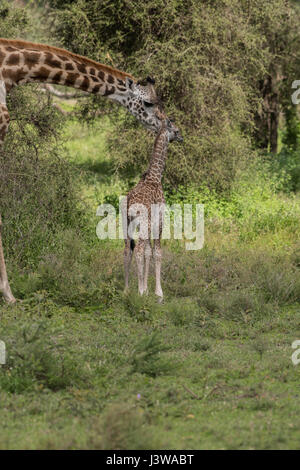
[154,239,163,303]
[135,239,145,296]
[0,89,16,304]
[0,214,16,304]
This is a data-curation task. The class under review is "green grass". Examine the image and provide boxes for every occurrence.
[1,117,300,450]
[1,300,300,449]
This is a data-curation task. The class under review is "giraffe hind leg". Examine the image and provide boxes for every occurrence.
[124,239,133,292]
[0,82,16,303]
[143,240,152,295]
[154,239,163,302]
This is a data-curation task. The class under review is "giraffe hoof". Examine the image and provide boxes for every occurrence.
[3,294,16,304]
[157,296,164,304]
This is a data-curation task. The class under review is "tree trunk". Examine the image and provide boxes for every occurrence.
[270,86,279,154]
[254,77,272,150]
[254,73,279,153]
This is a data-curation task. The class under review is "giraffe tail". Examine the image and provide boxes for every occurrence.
[130,239,135,251]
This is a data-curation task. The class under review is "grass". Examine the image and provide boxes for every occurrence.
[1,300,300,449]
[0,117,300,449]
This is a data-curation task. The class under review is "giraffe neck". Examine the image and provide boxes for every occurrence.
[0,38,134,96]
[144,128,169,184]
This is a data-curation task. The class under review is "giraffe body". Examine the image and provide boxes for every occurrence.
[0,38,170,303]
[123,120,183,302]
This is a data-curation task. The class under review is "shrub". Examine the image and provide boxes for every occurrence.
[0,4,86,269]
[35,230,121,307]
[0,321,87,393]
[89,403,157,450]
[130,333,174,377]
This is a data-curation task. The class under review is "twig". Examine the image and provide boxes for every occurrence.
[183,383,220,401]
[182,384,201,400]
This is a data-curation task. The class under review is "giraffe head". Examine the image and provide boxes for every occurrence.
[165,118,183,143]
[113,76,167,133]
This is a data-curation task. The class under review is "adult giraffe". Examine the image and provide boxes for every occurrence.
[0,38,168,303]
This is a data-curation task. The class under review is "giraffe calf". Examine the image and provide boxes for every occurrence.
[123,118,183,302]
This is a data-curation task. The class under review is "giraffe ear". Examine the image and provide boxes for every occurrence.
[125,77,134,91]
[146,76,156,85]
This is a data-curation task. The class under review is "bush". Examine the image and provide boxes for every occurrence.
[0,3,86,270]
[270,148,300,193]
[0,320,87,393]
[130,333,174,377]
[90,403,157,450]
[0,87,84,266]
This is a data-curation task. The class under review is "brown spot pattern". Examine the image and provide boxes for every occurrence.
[44,52,61,69]
[52,71,63,82]
[65,62,74,71]
[7,53,20,66]
[92,84,101,94]
[81,77,90,91]
[35,66,50,80]
[98,70,105,81]
[77,63,86,74]
[24,51,40,69]
[103,85,115,96]
[65,73,80,87]
[0,51,5,66]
